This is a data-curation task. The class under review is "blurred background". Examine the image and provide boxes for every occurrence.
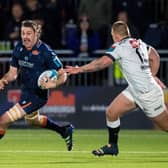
[0,0,168,129]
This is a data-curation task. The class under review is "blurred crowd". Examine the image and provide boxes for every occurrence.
[0,0,168,57]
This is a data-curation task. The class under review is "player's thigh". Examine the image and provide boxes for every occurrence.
[151,110,168,131]
[18,92,47,118]
[107,92,136,119]
[0,103,26,127]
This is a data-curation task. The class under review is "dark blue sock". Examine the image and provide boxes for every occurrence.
[45,118,67,136]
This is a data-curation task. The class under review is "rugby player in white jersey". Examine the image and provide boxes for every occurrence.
[65,21,168,156]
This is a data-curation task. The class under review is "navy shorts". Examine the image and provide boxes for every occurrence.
[18,91,47,115]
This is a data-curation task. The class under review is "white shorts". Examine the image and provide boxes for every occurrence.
[122,85,166,118]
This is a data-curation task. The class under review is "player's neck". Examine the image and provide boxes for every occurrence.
[120,36,130,41]
[25,39,40,50]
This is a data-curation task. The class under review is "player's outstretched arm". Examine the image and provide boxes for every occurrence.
[0,66,18,90]
[65,55,113,75]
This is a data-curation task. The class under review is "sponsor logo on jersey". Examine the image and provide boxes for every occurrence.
[18,60,34,68]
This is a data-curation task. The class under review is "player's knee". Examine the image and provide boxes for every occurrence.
[39,115,48,127]
[161,127,168,132]
[25,111,40,126]
[0,113,11,127]
[106,107,112,118]
[0,128,6,139]
[106,106,118,120]
[0,117,3,126]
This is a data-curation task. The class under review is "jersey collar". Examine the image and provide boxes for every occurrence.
[23,40,42,51]
[121,36,130,41]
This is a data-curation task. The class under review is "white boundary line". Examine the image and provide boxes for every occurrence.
[0,150,168,154]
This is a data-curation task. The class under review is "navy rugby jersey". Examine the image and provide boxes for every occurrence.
[10,40,62,96]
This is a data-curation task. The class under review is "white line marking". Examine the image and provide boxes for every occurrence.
[6,134,167,137]
[0,150,168,154]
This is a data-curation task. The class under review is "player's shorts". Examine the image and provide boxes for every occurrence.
[18,91,47,115]
[122,85,166,118]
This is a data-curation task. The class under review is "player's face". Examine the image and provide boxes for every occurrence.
[21,27,38,49]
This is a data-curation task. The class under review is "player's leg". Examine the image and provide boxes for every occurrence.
[20,92,74,151]
[138,83,168,131]
[24,111,74,151]
[151,110,168,131]
[150,89,168,130]
[92,90,137,156]
[39,114,74,151]
[0,103,26,139]
[0,113,9,139]
[25,111,72,138]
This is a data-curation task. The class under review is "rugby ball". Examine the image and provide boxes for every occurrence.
[37,69,58,88]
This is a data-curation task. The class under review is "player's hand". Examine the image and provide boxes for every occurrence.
[65,65,82,75]
[154,76,167,89]
[0,79,8,90]
[40,76,57,89]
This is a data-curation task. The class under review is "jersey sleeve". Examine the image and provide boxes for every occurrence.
[105,44,120,60]
[10,45,20,68]
[45,50,63,70]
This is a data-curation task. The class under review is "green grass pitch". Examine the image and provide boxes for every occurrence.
[0,129,168,168]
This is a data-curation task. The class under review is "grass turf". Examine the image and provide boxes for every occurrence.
[0,129,168,168]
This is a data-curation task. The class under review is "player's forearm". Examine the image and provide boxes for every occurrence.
[80,56,112,73]
[55,72,67,88]
[1,72,17,83]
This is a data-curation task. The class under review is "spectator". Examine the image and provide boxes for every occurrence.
[0,3,6,40]
[112,0,154,36]
[78,0,112,48]
[24,0,44,20]
[143,20,168,49]
[116,10,140,39]
[66,14,100,57]
[32,15,59,49]
[107,10,140,47]
[43,0,64,49]
[4,2,24,48]
[62,0,79,23]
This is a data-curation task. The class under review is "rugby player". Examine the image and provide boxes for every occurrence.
[65,21,168,156]
[0,20,73,151]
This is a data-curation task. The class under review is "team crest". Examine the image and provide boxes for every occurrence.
[32,50,40,55]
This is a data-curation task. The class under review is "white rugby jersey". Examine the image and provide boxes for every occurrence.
[105,37,157,94]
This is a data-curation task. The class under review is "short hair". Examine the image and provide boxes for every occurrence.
[21,20,42,36]
[112,21,130,37]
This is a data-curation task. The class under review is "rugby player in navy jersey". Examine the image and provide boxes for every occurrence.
[65,21,168,156]
[0,20,73,151]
